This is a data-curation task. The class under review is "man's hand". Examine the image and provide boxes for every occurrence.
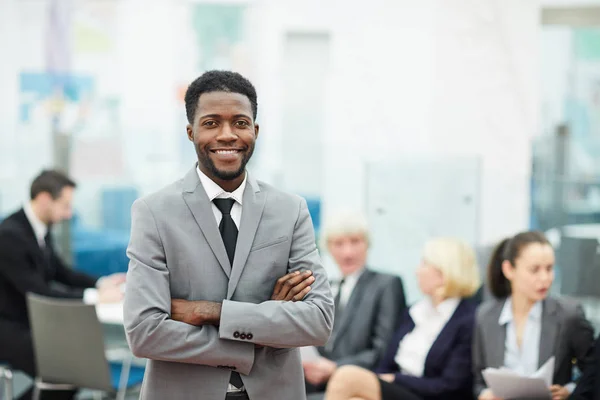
[478,389,502,400]
[379,373,395,383]
[171,299,221,326]
[302,357,337,385]
[97,285,124,304]
[550,385,570,400]
[97,273,126,290]
[271,270,315,301]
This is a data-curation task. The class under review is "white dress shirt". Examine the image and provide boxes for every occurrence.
[196,166,247,392]
[394,297,460,377]
[331,267,365,309]
[499,297,542,377]
[196,166,246,229]
[499,298,576,393]
[23,202,100,304]
[23,202,48,246]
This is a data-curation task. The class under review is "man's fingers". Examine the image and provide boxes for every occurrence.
[287,275,315,300]
[272,271,301,296]
[273,270,313,300]
[281,272,313,300]
[292,285,312,301]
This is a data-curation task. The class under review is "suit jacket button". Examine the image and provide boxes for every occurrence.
[247,333,253,340]
[240,333,247,340]
[233,331,240,338]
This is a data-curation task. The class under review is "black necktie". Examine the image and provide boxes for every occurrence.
[213,199,238,266]
[334,278,345,314]
[42,232,55,279]
[212,198,243,389]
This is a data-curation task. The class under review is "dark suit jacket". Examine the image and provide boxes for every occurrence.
[0,209,98,327]
[571,334,600,400]
[319,269,406,369]
[473,296,595,397]
[375,298,477,400]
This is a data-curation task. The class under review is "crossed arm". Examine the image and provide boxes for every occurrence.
[123,198,334,375]
[170,270,315,327]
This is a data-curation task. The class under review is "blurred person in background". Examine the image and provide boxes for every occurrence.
[571,334,600,400]
[0,169,125,400]
[324,237,481,400]
[474,231,595,400]
[304,210,406,399]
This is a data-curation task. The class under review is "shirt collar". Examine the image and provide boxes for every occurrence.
[435,297,461,318]
[499,297,543,325]
[196,165,246,205]
[411,296,460,322]
[23,202,48,245]
[341,267,365,285]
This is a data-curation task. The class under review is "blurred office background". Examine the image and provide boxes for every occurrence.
[1,0,600,308]
[4,0,600,397]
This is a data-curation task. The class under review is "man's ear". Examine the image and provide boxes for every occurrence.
[254,123,259,139]
[186,124,194,141]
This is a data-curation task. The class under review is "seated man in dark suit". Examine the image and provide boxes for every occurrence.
[0,170,125,400]
[572,334,600,400]
[304,210,406,398]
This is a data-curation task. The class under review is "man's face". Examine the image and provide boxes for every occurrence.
[186,91,259,184]
[44,186,74,224]
[327,234,368,276]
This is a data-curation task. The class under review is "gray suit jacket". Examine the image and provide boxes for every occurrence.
[472,296,595,397]
[320,269,406,369]
[123,168,335,400]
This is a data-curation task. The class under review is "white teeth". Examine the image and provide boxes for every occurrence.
[215,150,238,154]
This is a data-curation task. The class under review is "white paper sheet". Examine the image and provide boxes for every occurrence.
[482,357,554,399]
[299,346,321,363]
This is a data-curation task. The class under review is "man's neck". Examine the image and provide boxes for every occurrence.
[199,166,245,193]
[28,201,48,226]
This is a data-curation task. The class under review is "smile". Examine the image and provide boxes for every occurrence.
[211,149,242,154]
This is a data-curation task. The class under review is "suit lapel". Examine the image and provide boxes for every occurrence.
[424,300,465,372]
[488,300,507,368]
[539,298,560,368]
[181,168,231,277]
[329,270,373,348]
[16,209,49,276]
[227,175,266,299]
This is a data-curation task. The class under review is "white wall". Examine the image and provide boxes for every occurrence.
[250,0,538,245]
[0,0,538,248]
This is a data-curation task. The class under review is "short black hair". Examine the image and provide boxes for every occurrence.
[30,169,77,200]
[184,70,258,124]
[487,231,551,298]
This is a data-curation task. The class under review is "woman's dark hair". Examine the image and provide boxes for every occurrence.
[487,231,551,298]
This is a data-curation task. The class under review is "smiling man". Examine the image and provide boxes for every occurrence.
[123,70,334,400]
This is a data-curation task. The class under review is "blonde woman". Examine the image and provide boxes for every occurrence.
[324,238,480,400]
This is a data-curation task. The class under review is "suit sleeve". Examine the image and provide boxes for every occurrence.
[219,198,335,348]
[570,334,600,400]
[335,276,406,368]
[393,314,476,397]
[123,199,255,375]
[52,251,98,289]
[472,309,488,397]
[0,232,86,299]
[374,319,406,374]
[568,305,595,390]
